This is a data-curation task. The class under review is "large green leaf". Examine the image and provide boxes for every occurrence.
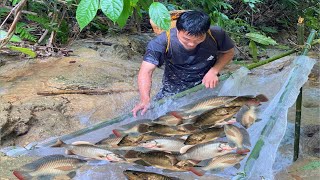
[149,2,170,31]
[116,0,131,28]
[0,30,22,42]
[246,32,277,45]
[9,46,37,58]
[76,0,99,31]
[101,0,124,22]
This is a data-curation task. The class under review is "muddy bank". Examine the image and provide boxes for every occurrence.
[0,34,164,147]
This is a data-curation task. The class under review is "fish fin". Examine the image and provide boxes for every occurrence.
[180,145,195,154]
[65,149,76,155]
[124,150,139,159]
[72,141,95,146]
[112,129,123,137]
[187,159,201,165]
[168,111,185,120]
[13,170,32,180]
[133,159,151,166]
[196,159,211,167]
[236,106,249,125]
[255,94,269,102]
[54,165,75,171]
[236,147,250,154]
[137,123,150,133]
[239,128,251,147]
[234,163,241,169]
[188,167,205,176]
[166,155,178,165]
[66,171,77,179]
[51,139,66,148]
[179,124,197,131]
[36,175,55,180]
[209,168,222,174]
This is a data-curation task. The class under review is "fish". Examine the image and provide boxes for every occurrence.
[112,123,150,137]
[13,154,86,180]
[51,139,125,162]
[202,153,247,171]
[184,127,225,145]
[113,123,197,137]
[178,141,235,161]
[237,105,261,128]
[124,150,201,176]
[190,107,241,128]
[224,94,268,107]
[146,123,197,136]
[152,113,184,126]
[138,137,194,153]
[224,124,251,154]
[167,96,238,119]
[123,170,180,180]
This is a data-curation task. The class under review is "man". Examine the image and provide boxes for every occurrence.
[132,10,235,117]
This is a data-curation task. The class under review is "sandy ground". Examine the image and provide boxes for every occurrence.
[0,35,319,179]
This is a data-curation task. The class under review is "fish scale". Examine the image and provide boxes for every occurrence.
[184,96,237,113]
[203,153,246,171]
[178,142,232,161]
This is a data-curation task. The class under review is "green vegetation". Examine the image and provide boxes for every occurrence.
[0,0,318,59]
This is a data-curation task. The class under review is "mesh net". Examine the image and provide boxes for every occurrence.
[5,56,316,180]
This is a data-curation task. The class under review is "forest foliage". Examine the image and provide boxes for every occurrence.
[0,0,319,58]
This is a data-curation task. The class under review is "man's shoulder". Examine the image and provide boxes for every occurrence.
[209,26,224,33]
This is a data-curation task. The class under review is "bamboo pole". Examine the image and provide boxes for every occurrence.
[294,28,317,161]
[293,17,305,162]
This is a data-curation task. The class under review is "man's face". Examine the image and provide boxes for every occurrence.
[177,30,206,50]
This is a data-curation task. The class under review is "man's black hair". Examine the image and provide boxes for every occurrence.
[176,10,210,36]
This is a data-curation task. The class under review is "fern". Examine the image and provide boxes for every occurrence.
[0,7,9,19]
[15,22,37,42]
[26,14,51,30]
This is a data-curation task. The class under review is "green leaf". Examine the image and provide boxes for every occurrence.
[130,0,139,7]
[9,46,37,58]
[246,32,277,45]
[0,30,22,42]
[116,0,131,28]
[101,0,124,22]
[249,40,258,62]
[76,0,99,31]
[149,2,170,31]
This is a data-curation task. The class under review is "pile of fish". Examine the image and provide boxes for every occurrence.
[13,94,268,180]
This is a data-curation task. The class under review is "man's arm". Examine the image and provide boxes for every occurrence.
[132,61,157,117]
[202,48,235,88]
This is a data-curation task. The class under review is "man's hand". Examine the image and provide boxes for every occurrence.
[132,100,150,117]
[202,68,219,88]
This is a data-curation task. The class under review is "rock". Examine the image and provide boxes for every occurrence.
[300,125,320,158]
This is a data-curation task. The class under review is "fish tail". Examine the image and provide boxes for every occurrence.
[124,150,139,159]
[236,147,250,154]
[137,123,150,133]
[255,94,269,102]
[168,111,185,120]
[112,129,124,137]
[13,170,32,180]
[51,139,66,147]
[188,167,205,176]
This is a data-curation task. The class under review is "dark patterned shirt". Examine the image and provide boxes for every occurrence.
[143,26,234,99]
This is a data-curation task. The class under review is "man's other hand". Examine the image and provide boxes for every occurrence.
[132,101,150,117]
[202,68,219,88]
